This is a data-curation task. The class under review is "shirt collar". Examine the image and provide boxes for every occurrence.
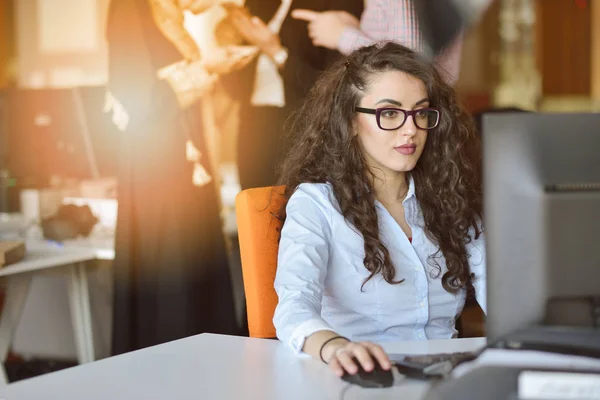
[404,174,416,202]
[371,174,416,208]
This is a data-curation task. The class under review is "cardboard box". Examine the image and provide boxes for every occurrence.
[0,241,26,267]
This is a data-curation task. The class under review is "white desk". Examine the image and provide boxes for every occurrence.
[0,334,487,400]
[0,242,103,385]
[61,237,115,261]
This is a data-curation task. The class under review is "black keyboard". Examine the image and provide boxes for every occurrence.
[388,351,480,380]
[402,351,480,367]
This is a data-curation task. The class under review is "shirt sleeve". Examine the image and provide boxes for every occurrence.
[466,226,487,314]
[273,185,334,353]
[148,0,201,61]
[338,0,388,55]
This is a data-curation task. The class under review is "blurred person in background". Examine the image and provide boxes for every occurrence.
[105,0,246,355]
[291,0,492,85]
[218,0,364,190]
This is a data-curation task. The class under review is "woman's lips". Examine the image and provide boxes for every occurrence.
[394,144,416,155]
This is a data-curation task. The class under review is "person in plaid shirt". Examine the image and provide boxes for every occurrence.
[292,0,487,85]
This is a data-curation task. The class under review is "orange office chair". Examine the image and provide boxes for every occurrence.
[235,186,286,338]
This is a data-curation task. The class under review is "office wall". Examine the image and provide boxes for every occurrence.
[15,0,110,88]
[0,1,14,88]
[591,0,600,101]
[536,0,591,96]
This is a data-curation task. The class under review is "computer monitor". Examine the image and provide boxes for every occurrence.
[76,86,121,179]
[5,87,120,188]
[483,112,600,342]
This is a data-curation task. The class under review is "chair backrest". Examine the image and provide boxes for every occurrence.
[235,186,286,338]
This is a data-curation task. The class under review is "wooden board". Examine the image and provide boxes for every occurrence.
[0,241,26,267]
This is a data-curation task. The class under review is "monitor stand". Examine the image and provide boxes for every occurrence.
[490,326,600,359]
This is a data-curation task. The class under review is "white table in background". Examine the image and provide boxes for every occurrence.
[0,333,487,400]
[0,241,104,386]
[61,236,115,261]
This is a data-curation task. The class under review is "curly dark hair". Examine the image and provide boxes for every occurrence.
[277,42,483,294]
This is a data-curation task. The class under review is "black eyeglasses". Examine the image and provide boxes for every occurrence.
[355,107,441,131]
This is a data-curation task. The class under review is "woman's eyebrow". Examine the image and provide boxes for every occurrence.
[375,98,402,106]
[374,98,430,107]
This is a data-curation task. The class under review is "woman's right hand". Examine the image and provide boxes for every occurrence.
[323,340,392,377]
[228,9,282,59]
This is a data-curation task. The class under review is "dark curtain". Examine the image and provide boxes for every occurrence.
[222,0,364,190]
[106,0,238,355]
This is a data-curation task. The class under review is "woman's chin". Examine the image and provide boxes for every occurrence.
[388,162,417,173]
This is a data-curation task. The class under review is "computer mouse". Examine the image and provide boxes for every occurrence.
[341,359,394,388]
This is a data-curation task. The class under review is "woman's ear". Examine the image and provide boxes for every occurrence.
[351,119,359,137]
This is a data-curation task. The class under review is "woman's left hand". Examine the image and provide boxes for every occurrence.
[202,47,256,75]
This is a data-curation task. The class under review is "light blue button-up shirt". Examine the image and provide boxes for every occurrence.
[273,179,486,353]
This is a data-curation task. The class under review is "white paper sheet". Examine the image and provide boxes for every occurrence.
[519,370,600,400]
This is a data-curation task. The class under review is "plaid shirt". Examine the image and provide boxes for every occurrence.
[338,0,464,84]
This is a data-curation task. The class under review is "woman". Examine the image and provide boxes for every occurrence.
[273,42,486,377]
[106,0,239,355]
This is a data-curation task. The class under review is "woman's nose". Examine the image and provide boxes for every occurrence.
[399,115,417,136]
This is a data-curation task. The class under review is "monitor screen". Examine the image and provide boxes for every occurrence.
[5,86,120,188]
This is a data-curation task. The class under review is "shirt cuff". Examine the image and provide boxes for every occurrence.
[338,27,362,55]
[287,318,334,354]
